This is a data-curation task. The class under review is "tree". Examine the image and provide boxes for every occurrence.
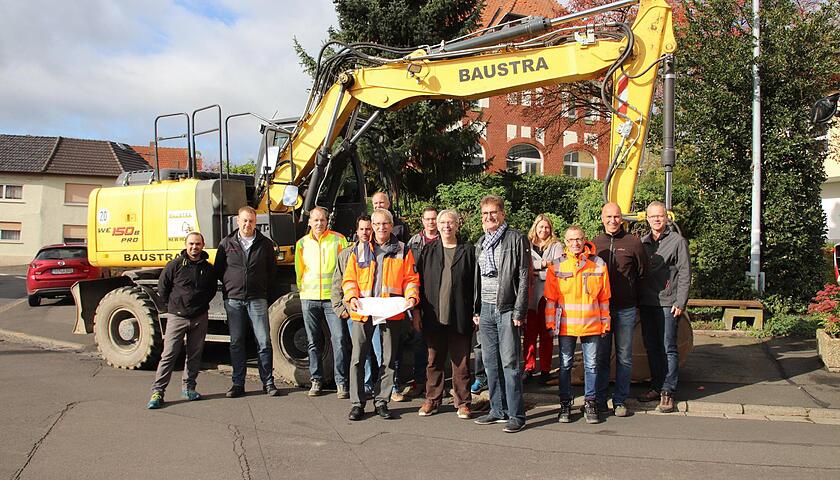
[294,0,485,207]
[676,0,840,304]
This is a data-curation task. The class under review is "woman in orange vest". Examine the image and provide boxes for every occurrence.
[544,225,611,425]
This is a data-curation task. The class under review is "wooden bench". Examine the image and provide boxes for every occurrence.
[686,299,764,330]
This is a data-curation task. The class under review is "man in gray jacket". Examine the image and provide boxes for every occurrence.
[472,195,530,433]
[637,201,690,413]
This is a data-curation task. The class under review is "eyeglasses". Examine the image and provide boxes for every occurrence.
[565,238,585,244]
[481,210,501,217]
[372,222,392,227]
[647,215,666,220]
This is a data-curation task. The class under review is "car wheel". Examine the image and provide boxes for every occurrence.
[28,295,40,307]
[93,286,162,369]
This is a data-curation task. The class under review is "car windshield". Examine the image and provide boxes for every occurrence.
[35,247,87,260]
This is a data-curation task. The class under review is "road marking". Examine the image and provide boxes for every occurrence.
[0,328,86,351]
[0,298,27,314]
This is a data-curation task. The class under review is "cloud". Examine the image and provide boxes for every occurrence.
[0,0,337,165]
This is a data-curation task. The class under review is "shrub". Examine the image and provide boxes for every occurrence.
[808,283,840,338]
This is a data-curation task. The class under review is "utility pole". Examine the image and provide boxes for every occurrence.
[749,0,765,292]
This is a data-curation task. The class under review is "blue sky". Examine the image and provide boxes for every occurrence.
[0,0,338,166]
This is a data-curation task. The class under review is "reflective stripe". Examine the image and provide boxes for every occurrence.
[561,303,602,312]
[382,286,402,295]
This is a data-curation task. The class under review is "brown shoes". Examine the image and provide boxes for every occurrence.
[457,405,472,419]
[418,401,438,416]
[637,389,660,403]
[658,391,675,413]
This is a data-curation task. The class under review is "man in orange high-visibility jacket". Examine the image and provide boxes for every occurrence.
[544,225,611,425]
[343,208,420,421]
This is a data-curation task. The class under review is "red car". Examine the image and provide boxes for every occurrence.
[26,244,102,306]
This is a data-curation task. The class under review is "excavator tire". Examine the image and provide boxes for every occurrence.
[269,293,334,387]
[94,286,162,370]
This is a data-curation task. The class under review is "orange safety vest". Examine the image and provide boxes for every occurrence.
[544,242,611,337]
[342,240,420,322]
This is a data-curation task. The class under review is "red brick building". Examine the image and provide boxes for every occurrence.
[466,0,611,179]
[130,143,203,171]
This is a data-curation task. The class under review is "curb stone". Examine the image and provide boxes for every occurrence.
[744,404,807,417]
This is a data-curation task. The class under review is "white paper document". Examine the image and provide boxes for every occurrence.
[356,297,409,324]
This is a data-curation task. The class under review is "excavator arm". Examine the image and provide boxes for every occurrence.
[258,0,676,216]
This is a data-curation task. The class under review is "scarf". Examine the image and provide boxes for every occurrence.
[481,222,508,277]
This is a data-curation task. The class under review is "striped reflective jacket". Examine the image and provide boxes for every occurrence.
[342,238,420,322]
[544,242,611,337]
[294,230,348,300]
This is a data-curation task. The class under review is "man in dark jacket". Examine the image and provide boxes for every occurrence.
[147,232,217,409]
[593,202,648,418]
[372,191,409,243]
[215,206,279,398]
[472,195,530,433]
[637,201,691,413]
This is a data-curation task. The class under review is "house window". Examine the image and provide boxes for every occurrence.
[477,98,490,108]
[563,151,597,179]
[563,93,576,120]
[65,183,100,205]
[465,143,486,166]
[506,144,542,174]
[506,92,519,105]
[0,222,21,242]
[1,184,23,200]
[506,124,517,140]
[585,97,600,124]
[63,225,87,244]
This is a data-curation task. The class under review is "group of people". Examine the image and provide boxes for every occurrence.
[145,192,691,435]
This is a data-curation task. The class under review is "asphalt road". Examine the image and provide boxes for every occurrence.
[2,270,840,479]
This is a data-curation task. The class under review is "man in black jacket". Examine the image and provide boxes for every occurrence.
[147,232,217,409]
[216,206,279,398]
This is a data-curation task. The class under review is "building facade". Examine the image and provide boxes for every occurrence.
[0,135,149,265]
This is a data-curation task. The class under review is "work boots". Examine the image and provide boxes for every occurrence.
[658,391,675,413]
[557,400,572,423]
[584,399,600,424]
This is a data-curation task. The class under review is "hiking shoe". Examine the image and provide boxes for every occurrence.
[418,401,438,417]
[264,384,280,397]
[147,391,164,409]
[336,384,349,399]
[658,391,675,413]
[557,400,572,423]
[457,405,473,419]
[470,378,488,394]
[375,404,393,419]
[181,389,201,401]
[474,413,507,425]
[226,385,245,398]
[390,390,407,402]
[308,380,323,397]
[503,419,524,433]
[614,404,629,417]
[348,406,365,421]
[637,389,660,403]
[584,399,600,424]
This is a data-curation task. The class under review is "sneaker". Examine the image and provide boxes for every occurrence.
[557,400,572,423]
[474,413,507,425]
[336,385,349,399]
[264,384,280,397]
[470,379,488,394]
[390,390,407,402]
[637,389,660,403]
[658,391,675,413]
[375,404,393,419]
[457,405,472,419]
[226,385,245,398]
[614,404,629,417]
[503,419,524,433]
[308,380,323,397]
[147,391,164,409]
[584,399,600,424]
[405,381,424,398]
[181,389,201,401]
[418,401,438,417]
[348,406,365,421]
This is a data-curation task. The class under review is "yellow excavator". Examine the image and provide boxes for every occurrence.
[72,0,690,385]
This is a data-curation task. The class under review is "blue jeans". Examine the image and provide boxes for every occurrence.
[225,298,273,387]
[640,305,679,393]
[473,331,486,383]
[596,307,637,406]
[479,302,525,426]
[558,335,598,401]
[301,299,350,387]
